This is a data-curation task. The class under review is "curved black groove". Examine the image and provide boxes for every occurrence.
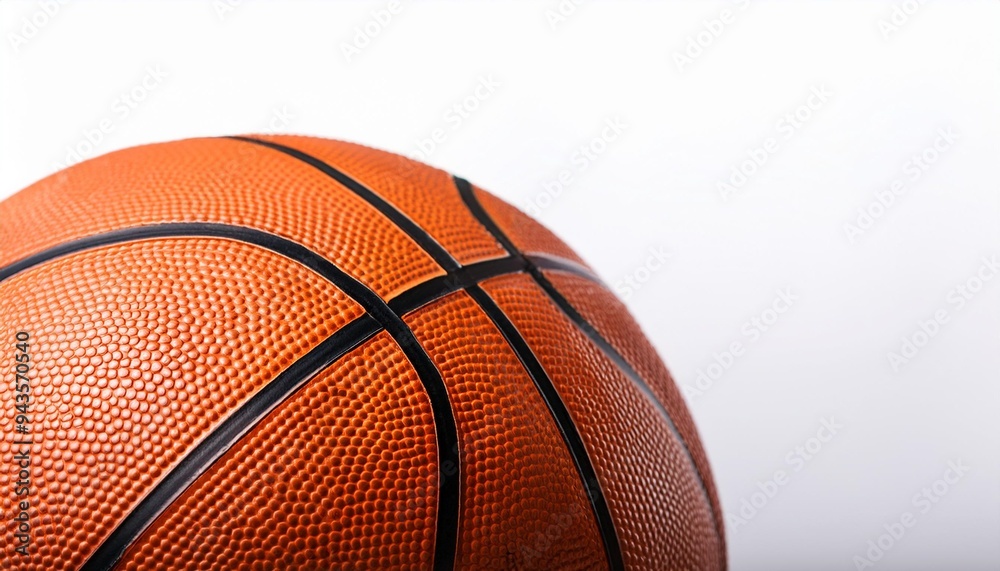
[388,254,601,317]
[389,255,526,315]
[0,171,633,570]
[0,225,248,283]
[82,315,382,570]
[528,253,604,284]
[226,135,461,272]
[0,220,605,570]
[0,168,620,571]
[465,285,625,570]
[453,177,519,255]
[3,223,460,571]
[454,175,726,552]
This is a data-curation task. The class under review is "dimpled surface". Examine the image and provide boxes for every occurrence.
[472,185,588,267]
[256,135,508,266]
[0,239,362,570]
[0,137,443,299]
[543,270,726,550]
[404,291,607,570]
[0,135,725,570]
[118,332,439,570]
[480,274,723,571]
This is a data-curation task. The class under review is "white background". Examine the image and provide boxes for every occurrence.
[1,1,998,569]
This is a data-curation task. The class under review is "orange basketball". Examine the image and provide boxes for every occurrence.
[0,136,725,570]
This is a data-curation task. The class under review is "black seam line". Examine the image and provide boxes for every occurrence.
[452,176,519,255]
[82,315,382,571]
[453,175,726,552]
[0,221,605,569]
[528,253,605,286]
[389,256,526,315]
[386,254,599,317]
[531,268,724,533]
[0,232,598,293]
[20,223,462,571]
[225,135,461,273]
[465,285,626,571]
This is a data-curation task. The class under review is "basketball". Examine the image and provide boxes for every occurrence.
[0,136,724,570]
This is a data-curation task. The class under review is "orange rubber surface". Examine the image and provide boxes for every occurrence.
[542,270,726,550]
[471,184,589,267]
[0,135,724,570]
[480,274,722,571]
[254,135,508,267]
[0,238,362,569]
[117,332,438,570]
[405,291,607,570]
[0,138,443,299]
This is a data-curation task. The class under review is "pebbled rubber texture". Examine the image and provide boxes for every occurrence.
[0,138,444,299]
[0,238,362,569]
[117,332,439,570]
[0,135,725,570]
[480,274,723,571]
[469,183,588,267]
[541,270,726,552]
[405,292,608,570]
[249,135,509,267]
